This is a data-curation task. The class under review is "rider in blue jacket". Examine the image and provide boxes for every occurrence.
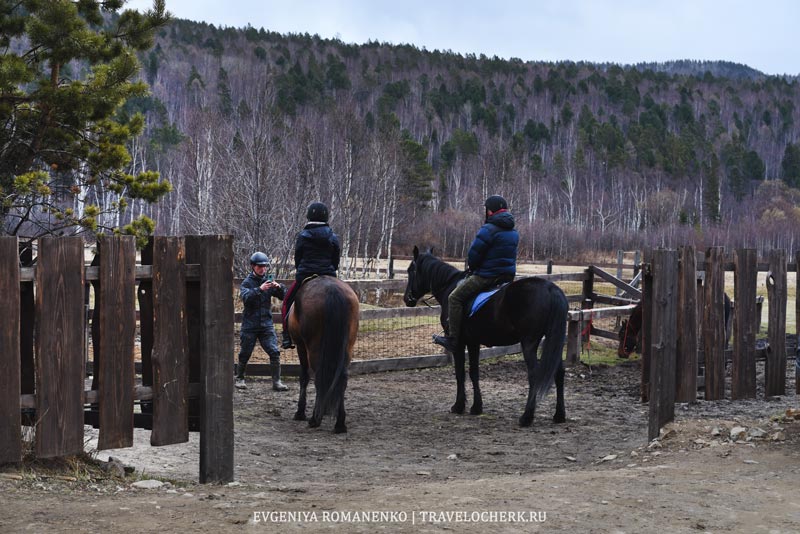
[433,195,519,352]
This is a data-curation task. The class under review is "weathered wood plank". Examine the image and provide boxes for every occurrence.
[0,237,22,463]
[151,237,189,446]
[567,304,636,322]
[676,246,697,403]
[35,237,85,458]
[188,235,235,484]
[138,239,154,391]
[97,236,137,450]
[648,249,677,441]
[732,249,757,399]
[640,249,653,403]
[703,247,726,401]
[590,265,643,299]
[765,249,787,397]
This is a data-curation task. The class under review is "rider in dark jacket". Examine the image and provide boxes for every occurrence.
[281,202,341,349]
[236,251,289,391]
[433,195,519,352]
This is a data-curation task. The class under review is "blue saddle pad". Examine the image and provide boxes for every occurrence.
[469,287,501,316]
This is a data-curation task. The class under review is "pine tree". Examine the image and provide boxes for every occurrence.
[0,0,170,243]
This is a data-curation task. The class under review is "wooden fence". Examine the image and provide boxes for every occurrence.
[646,246,798,440]
[0,235,234,483]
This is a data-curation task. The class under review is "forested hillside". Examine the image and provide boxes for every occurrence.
[125,18,800,272]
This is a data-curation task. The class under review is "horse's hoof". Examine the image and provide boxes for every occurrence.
[293,412,306,421]
[518,415,533,427]
[334,425,347,434]
[308,418,321,428]
[470,405,483,415]
[553,413,566,424]
[450,404,465,414]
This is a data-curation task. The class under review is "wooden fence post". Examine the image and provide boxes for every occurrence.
[616,250,623,296]
[640,248,653,403]
[703,247,726,400]
[97,236,137,450]
[187,235,235,483]
[35,237,85,458]
[648,248,678,441]
[0,236,22,463]
[676,246,697,403]
[765,249,787,397]
[151,236,189,446]
[732,249,757,399]
[581,267,594,344]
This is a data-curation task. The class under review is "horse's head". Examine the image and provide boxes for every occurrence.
[617,319,636,357]
[403,246,430,307]
[616,302,643,358]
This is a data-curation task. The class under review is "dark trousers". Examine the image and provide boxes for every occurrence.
[237,328,280,377]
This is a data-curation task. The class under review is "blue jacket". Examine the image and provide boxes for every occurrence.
[295,222,340,279]
[240,272,286,332]
[467,210,518,278]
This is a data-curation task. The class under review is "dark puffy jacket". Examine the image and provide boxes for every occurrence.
[240,272,286,331]
[467,210,519,278]
[295,222,340,279]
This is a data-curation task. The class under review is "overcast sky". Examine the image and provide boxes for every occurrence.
[125,0,799,76]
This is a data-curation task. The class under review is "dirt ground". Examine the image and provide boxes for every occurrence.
[2,355,800,533]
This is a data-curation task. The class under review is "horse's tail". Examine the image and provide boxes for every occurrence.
[312,286,353,421]
[534,284,568,402]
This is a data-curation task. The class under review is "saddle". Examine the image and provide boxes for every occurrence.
[468,282,510,317]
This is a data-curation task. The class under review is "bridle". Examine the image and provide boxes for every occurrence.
[405,261,436,308]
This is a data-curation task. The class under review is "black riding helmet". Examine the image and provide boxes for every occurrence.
[306,202,329,222]
[249,251,269,266]
[484,195,508,216]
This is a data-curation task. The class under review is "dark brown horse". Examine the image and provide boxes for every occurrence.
[403,247,569,427]
[287,276,359,433]
[618,293,732,357]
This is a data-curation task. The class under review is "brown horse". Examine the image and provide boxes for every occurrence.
[618,293,732,357]
[287,276,359,433]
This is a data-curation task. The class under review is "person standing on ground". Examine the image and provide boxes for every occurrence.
[236,251,289,391]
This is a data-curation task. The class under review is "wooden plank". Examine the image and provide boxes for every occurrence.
[188,235,235,484]
[732,249,757,399]
[567,304,636,321]
[640,250,653,403]
[566,320,580,366]
[648,249,677,441]
[703,247,726,401]
[0,237,22,463]
[676,246,697,403]
[590,265,643,299]
[765,249,787,397]
[97,236,136,450]
[35,237,85,458]
[151,237,189,446]
[592,294,639,307]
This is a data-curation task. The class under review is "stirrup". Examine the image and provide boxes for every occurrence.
[432,334,457,352]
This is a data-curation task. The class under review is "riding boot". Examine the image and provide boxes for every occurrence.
[281,328,295,349]
[234,362,247,389]
[271,360,289,391]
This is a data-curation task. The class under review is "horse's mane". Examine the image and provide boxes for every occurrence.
[419,253,463,291]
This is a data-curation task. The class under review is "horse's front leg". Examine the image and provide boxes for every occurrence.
[553,360,566,424]
[293,350,310,421]
[450,347,466,414]
[467,344,482,415]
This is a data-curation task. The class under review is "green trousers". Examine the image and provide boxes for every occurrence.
[447,274,505,338]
